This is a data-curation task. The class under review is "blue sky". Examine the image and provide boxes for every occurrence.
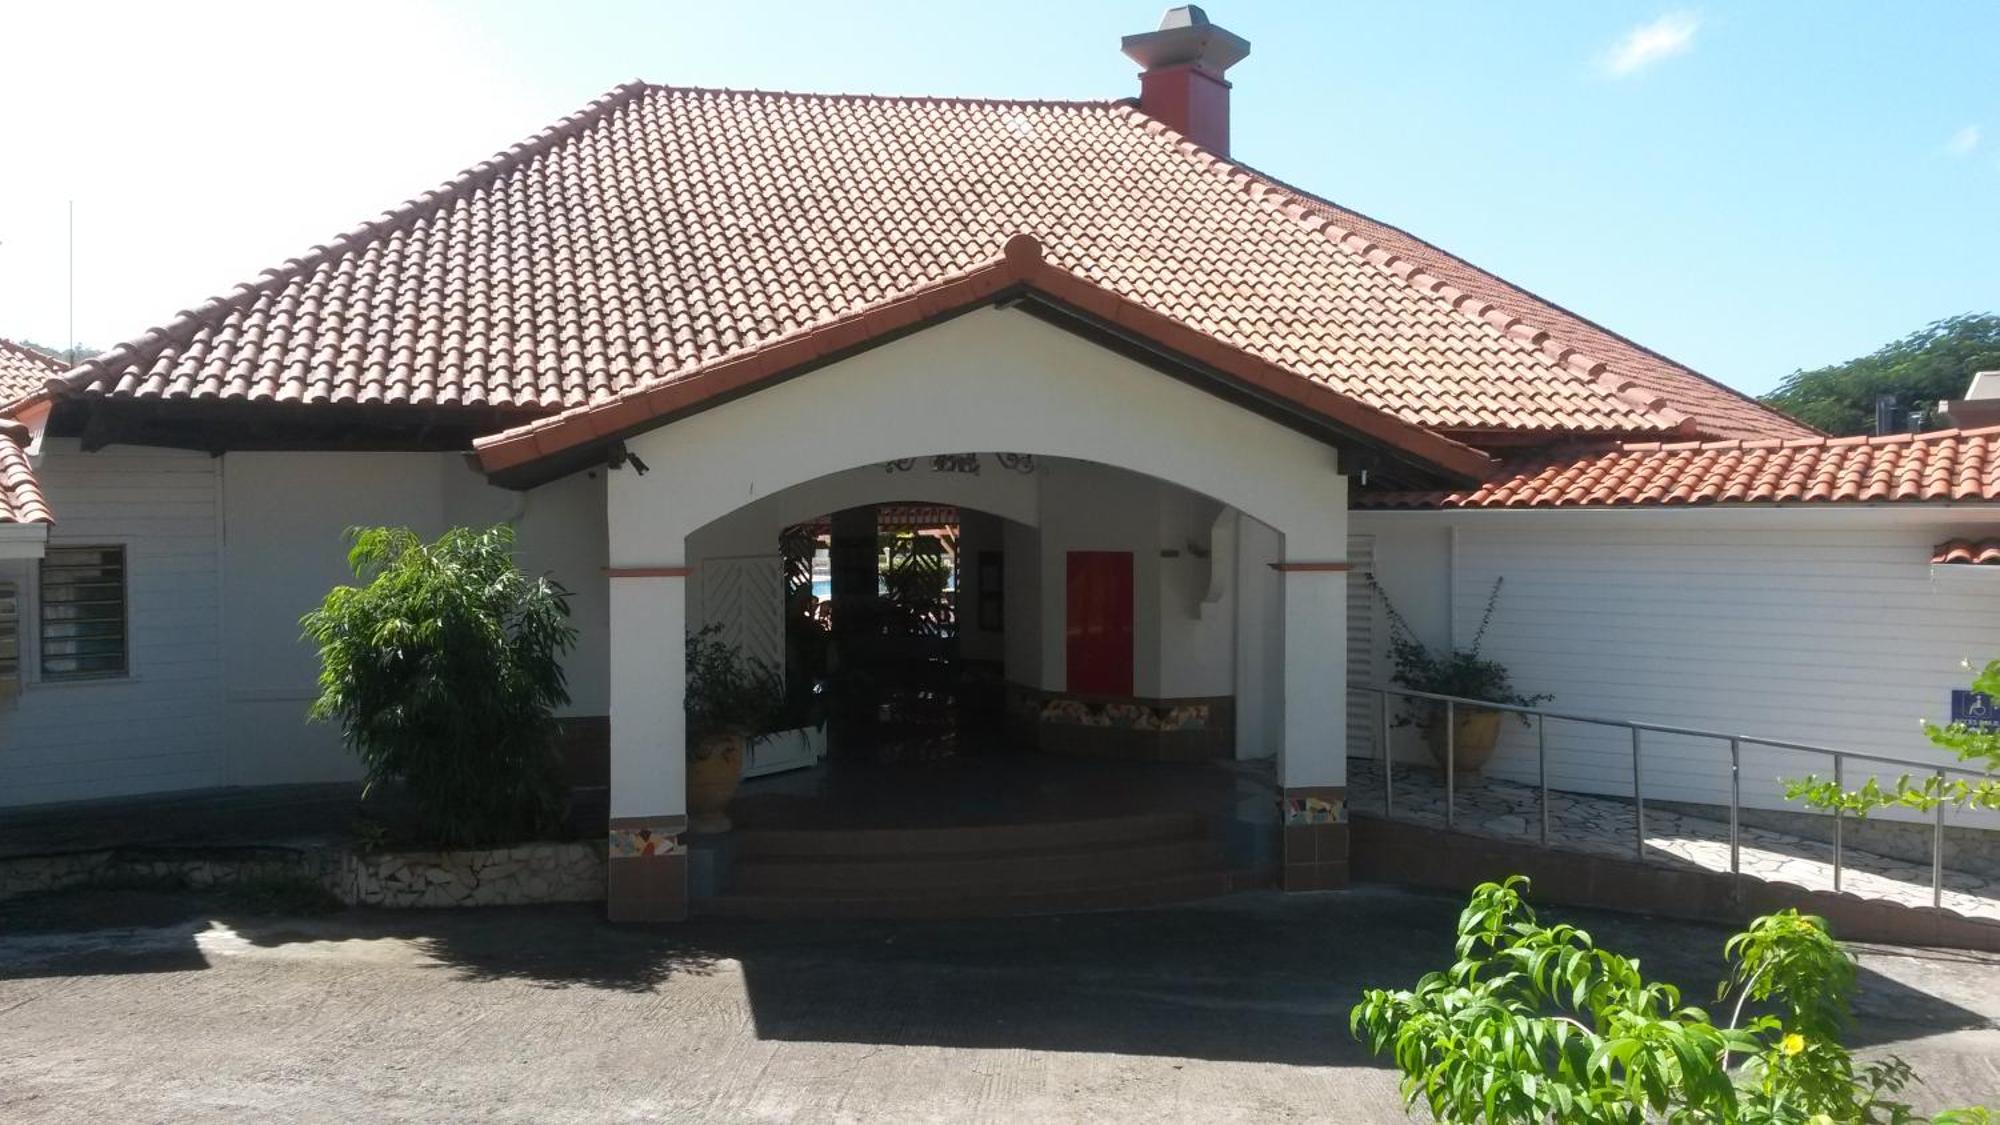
[1,1,1994,396]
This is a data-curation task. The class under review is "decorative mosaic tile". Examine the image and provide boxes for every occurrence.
[1282,795,1346,825]
[608,826,686,859]
[1038,698,1211,731]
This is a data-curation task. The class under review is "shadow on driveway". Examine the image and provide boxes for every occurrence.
[1,884,1992,1068]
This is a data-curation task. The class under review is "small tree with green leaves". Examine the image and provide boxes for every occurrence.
[1352,877,1988,1123]
[1786,659,2000,819]
[303,525,576,847]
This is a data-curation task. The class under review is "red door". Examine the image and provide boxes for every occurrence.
[1066,551,1134,697]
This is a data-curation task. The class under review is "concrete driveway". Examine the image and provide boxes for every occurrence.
[1,886,1995,1122]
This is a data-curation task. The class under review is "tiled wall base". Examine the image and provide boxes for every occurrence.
[606,815,689,923]
[1280,786,1348,891]
[1005,684,1233,762]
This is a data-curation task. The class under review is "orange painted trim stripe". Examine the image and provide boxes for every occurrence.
[604,566,694,578]
[1269,561,1352,572]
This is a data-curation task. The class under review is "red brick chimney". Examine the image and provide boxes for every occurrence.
[1121,6,1251,156]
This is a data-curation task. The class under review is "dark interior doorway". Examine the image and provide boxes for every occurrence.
[784,504,1004,763]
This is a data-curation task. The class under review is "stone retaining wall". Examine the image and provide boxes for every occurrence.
[336,842,604,907]
[0,840,606,909]
[0,845,333,902]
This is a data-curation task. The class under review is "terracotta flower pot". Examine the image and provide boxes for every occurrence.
[1423,705,1503,776]
[688,732,746,834]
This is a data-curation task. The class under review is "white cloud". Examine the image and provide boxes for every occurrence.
[1599,11,1701,78]
[1948,124,1982,156]
[0,1,569,353]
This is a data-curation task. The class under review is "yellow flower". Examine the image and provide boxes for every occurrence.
[1781,1033,1806,1056]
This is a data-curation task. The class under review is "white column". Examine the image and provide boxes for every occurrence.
[1279,564,1349,791]
[608,571,688,820]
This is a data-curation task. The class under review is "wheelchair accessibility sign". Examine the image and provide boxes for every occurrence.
[1951,690,2000,731]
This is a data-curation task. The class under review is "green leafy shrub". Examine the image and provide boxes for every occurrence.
[1788,658,2000,818]
[303,525,576,848]
[684,625,784,742]
[1375,576,1551,723]
[1352,877,1989,1123]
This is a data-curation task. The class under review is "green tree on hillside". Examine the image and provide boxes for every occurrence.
[16,339,99,365]
[1761,314,2000,436]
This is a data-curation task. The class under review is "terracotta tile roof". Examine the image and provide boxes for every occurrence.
[1933,539,2000,565]
[0,421,50,524]
[55,84,1745,440]
[0,339,65,411]
[1357,427,2000,509]
[474,235,1495,484]
[1257,177,1820,442]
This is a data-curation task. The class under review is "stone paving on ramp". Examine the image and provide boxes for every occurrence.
[1346,759,2000,922]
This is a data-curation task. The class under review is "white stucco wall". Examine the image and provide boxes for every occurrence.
[1003,518,1043,687]
[1155,488,1234,699]
[1354,507,2000,828]
[0,447,608,807]
[219,453,447,788]
[0,442,226,806]
[1234,513,1284,759]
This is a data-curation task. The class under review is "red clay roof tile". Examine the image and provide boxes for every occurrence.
[0,339,65,412]
[1256,175,1818,442]
[1933,539,2000,565]
[53,85,1792,444]
[1357,427,2000,510]
[0,421,50,525]
[472,238,1496,483]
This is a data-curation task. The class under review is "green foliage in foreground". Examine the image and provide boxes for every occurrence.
[303,525,577,847]
[1352,878,1989,1124]
[1786,660,2000,819]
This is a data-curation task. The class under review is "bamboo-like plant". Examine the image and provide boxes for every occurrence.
[303,525,575,847]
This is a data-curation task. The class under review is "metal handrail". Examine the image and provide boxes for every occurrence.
[1365,684,1978,911]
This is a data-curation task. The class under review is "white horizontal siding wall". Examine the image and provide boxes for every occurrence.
[1357,512,2000,830]
[0,443,225,806]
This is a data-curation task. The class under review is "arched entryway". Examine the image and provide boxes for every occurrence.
[596,306,1361,919]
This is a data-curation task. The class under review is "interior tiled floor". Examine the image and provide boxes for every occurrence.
[1346,758,2000,921]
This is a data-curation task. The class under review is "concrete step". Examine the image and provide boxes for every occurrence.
[696,868,1267,920]
[731,811,1207,860]
[729,837,1225,896]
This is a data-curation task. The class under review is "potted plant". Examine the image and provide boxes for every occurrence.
[684,626,784,833]
[1376,577,1550,776]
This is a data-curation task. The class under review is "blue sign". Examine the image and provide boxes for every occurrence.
[1951,689,2000,731]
